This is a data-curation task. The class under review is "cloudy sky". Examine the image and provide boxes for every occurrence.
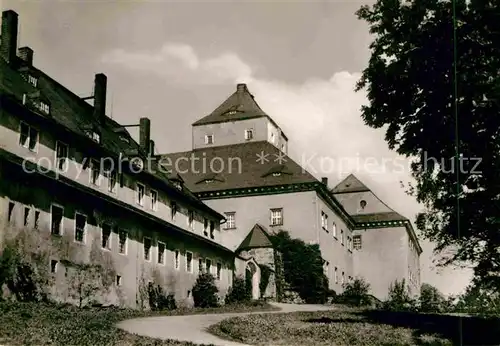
[3,0,472,296]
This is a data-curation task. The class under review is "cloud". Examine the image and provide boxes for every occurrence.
[102,43,473,295]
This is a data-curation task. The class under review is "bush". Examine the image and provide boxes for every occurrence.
[340,278,371,306]
[270,231,330,304]
[225,276,251,304]
[192,273,219,308]
[383,279,416,312]
[418,283,445,313]
[147,283,176,311]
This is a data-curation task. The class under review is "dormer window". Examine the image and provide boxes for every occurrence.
[226,110,238,115]
[205,179,214,184]
[28,75,38,87]
[86,130,100,143]
[173,181,182,190]
[272,172,281,177]
[39,101,50,115]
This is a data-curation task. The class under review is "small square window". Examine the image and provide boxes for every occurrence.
[28,75,38,87]
[270,208,283,226]
[39,101,50,114]
[224,212,236,229]
[244,129,254,140]
[205,134,214,145]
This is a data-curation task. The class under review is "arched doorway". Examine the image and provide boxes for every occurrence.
[245,261,260,300]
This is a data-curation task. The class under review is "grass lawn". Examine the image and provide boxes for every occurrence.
[208,309,454,346]
[0,300,279,346]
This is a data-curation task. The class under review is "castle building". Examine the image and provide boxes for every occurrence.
[0,10,421,306]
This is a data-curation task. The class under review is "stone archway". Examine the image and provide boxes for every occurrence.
[245,261,260,300]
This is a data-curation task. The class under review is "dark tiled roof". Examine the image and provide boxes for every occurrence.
[159,141,318,192]
[0,57,220,219]
[352,212,408,223]
[237,224,273,251]
[331,173,371,193]
[192,84,267,126]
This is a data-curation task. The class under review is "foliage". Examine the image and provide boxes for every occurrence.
[356,0,500,288]
[147,283,177,311]
[270,230,329,304]
[383,279,416,312]
[454,283,500,316]
[209,310,453,346]
[258,264,272,297]
[225,276,251,304]
[64,261,105,308]
[419,283,445,313]
[136,272,149,310]
[340,277,372,307]
[192,273,219,308]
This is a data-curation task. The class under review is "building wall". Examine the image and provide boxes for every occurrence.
[334,190,392,215]
[203,190,354,293]
[266,121,288,153]
[352,226,409,300]
[0,159,234,308]
[407,231,421,296]
[192,118,268,149]
[0,106,222,243]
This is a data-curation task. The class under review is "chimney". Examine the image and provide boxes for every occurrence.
[236,83,247,93]
[321,177,328,186]
[93,73,107,123]
[139,117,151,154]
[18,47,33,65]
[149,140,155,156]
[1,10,19,64]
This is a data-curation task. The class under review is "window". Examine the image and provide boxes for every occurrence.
[136,183,145,206]
[116,275,122,286]
[51,205,63,235]
[272,172,281,177]
[151,190,158,211]
[39,101,50,114]
[321,211,328,231]
[158,241,165,264]
[270,132,275,143]
[205,134,214,145]
[74,213,86,243]
[101,223,111,249]
[205,259,212,274]
[270,208,283,226]
[89,159,100,186]
[50,260,58,274]
[210,221,215,239]
[23,207,30,226]
[360,200,367,210]
[186,251,193,273]
[8,202,14,222]
[203,218,209,236]
[334,267,338,284]
[173,181,182,190]
[143,237,152,261]
[118,229,128,254]
[281,143,285,152]
[244,129,253,140]
[342,271,345,285]
[199,258,204,273]
[119,172,124,188]
[174,250,180,270]
[224,212,236,229]
[216,262,222,280]
[19,122,38,152]
[55,141,68,171]
[171,201,177,220]
[34,210,40,229]
[324,261,329,276]
[107,170,117,193]
[332,222,337,238]
[28,75,37,86]
[188,210,194,230]
[341,230,344,245]
[90,131,100,143]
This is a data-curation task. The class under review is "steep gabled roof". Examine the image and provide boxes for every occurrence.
[331,173,371,193]
[237,224,274,251]
[192,84,267,126]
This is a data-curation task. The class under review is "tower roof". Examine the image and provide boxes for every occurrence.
[237,224,274,251]
[331,173,371,193]
[192,83,268,126]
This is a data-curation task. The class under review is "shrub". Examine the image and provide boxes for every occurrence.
[225,276,251,304]
[192,273,219,308]
[270,231,329,304]
[383,279,416,311]
[418,283,445,313]
[147,283,177,311]
[259,264,272,297]
[340,277,371,306]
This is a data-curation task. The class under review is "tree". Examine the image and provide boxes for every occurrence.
[270,231,329,304]
[341,277,371,306]
[419,283,445,313]
[356,0,500,289]
[384,279,414,311]
[192,273,219,308]
[225,276,251,304]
